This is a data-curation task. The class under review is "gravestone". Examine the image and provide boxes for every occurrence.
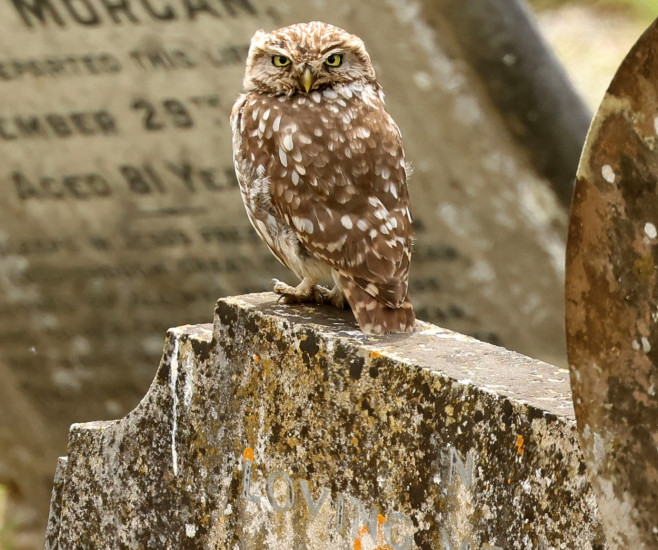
[566,16,658,550]
[0,0,574,541]
[46,294,606,549]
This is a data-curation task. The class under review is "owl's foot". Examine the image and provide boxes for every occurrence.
[272,278,323,304]
[272,279,347,309]
[316,285,347,309]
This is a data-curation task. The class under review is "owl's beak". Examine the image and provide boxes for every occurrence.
[300,67,315,93]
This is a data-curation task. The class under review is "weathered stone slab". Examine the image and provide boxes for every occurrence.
[47,293,605,549]
[566,16,658,550]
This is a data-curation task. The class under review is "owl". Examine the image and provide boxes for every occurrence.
[231,21,414,334]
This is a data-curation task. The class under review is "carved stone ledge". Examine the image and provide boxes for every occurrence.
[46,293,604,549]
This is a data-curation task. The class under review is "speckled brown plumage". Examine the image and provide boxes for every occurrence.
[231,21,414,334]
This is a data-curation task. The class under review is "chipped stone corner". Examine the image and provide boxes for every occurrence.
[46,293,605,549]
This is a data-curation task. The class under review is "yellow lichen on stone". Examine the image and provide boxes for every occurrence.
[515,435,525,456]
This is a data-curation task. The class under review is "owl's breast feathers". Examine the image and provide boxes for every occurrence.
[232,82,412,310]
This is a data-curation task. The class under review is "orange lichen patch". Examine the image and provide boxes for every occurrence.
[243,447,254,462]
[515,434,525,456]
[353,525,369,550]
[507,478,512,484]
[369,350,382,360]
[374,514,388,547]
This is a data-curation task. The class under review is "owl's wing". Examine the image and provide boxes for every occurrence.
[321,196,412,310]
[231,93,309,275]
[296,189,412,310]
[240,87,413,309]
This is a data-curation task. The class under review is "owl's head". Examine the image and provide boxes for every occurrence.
[243,21,377,95]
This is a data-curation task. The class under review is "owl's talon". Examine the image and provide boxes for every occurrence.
[315,285,347,309]
[272,278,293,295]
[311,284,329,304]
[271,278,317,304]
[272,279,347,308]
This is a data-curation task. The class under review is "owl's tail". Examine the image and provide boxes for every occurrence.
[338,276,415,335]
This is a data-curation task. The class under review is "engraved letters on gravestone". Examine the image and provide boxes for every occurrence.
[0,0,283,443]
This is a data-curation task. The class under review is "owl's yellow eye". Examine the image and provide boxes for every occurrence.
[324,54,343,67]
[272,55,291,67]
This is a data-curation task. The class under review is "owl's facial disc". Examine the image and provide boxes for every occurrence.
[243,22,376,95]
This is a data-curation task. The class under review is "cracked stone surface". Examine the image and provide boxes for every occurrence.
[46,293,605,549]
[566,16,658,550]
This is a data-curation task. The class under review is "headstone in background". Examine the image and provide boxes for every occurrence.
[566,16,658,550]
[46,294,605,550]
[0,0,579,543]
[429,0,592,207]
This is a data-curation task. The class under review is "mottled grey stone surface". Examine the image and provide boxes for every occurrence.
[566,17,658,550]
[47,294,605,549]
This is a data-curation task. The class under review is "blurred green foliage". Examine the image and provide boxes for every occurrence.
[620,0,658,19]
[0,485,14,550]
[0,525,16,550]
[530,0,658,21]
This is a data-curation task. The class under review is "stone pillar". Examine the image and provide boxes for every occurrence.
[46,294,605,549]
